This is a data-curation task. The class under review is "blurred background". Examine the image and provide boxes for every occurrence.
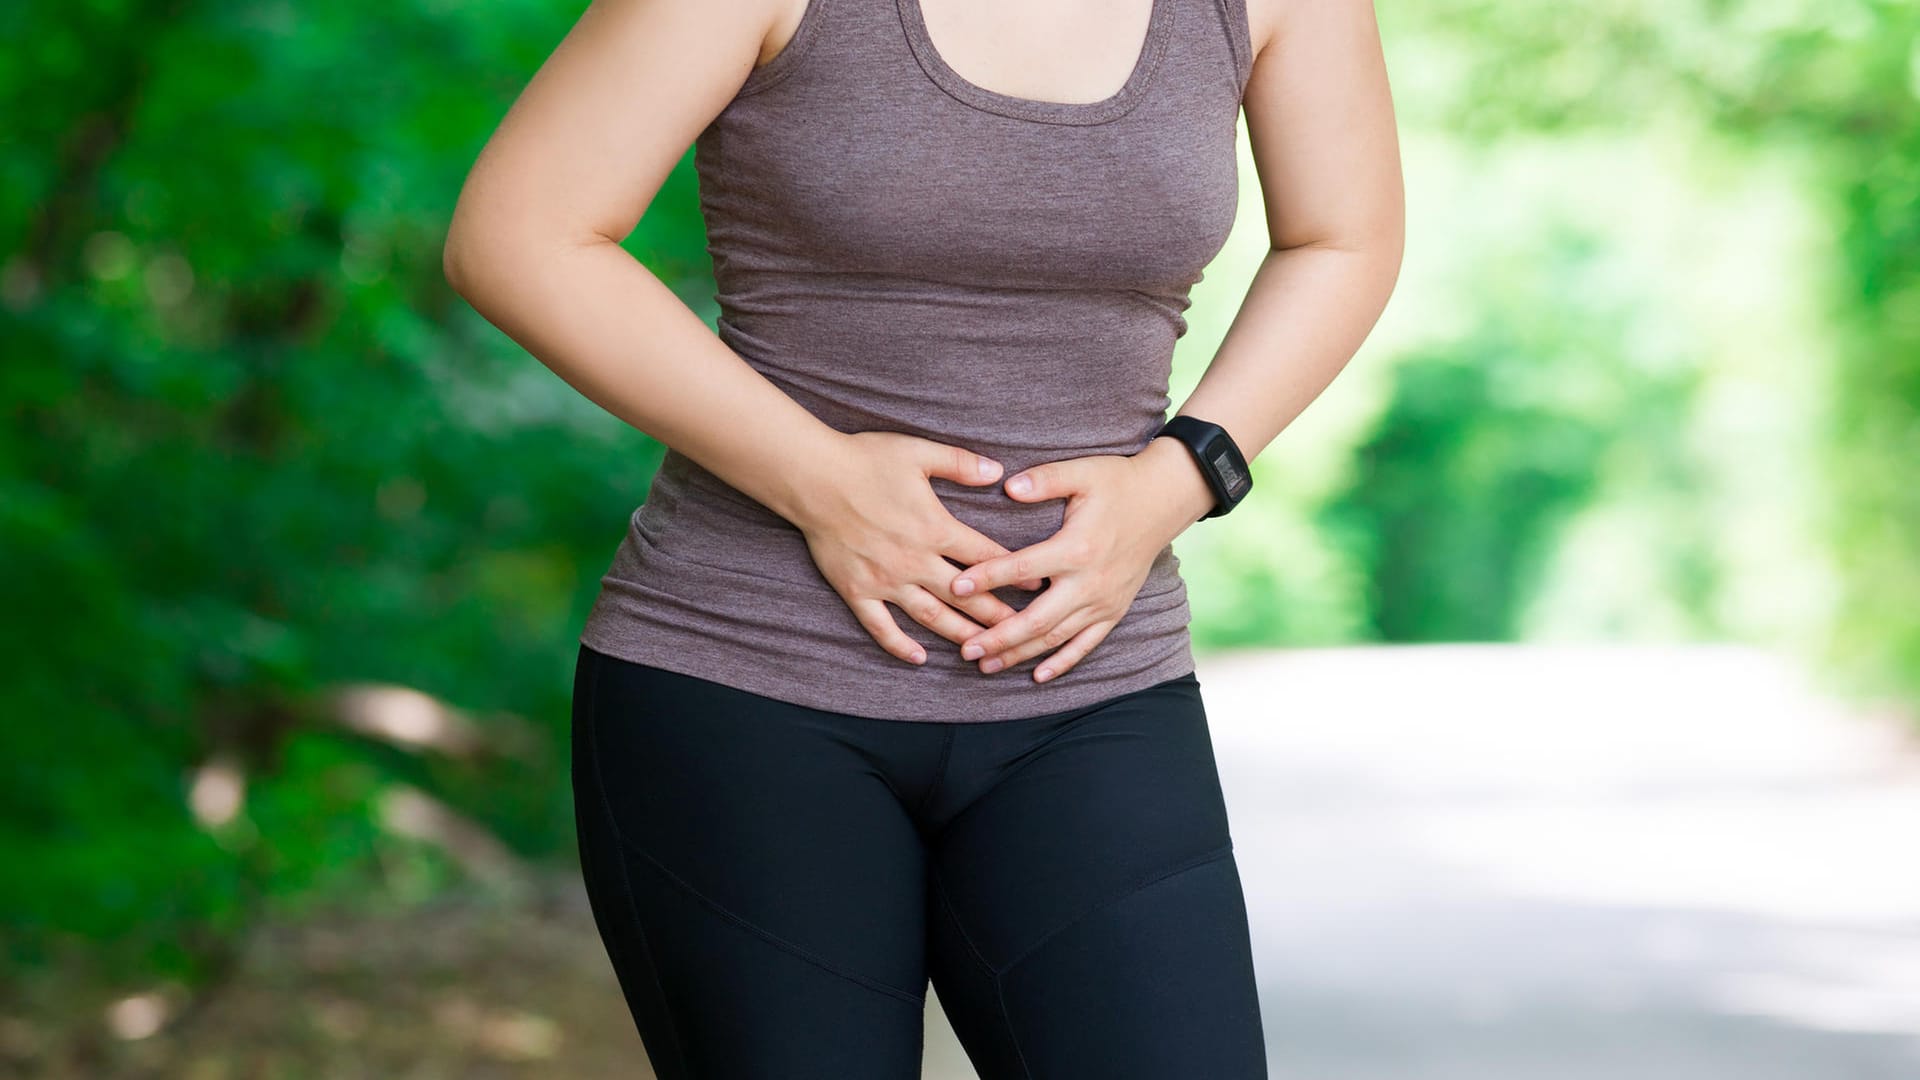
[4,0,1918,1076]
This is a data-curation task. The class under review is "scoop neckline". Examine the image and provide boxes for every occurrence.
[895,0,1174,126]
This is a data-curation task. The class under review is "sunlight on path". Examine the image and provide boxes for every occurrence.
[1153,642,1920,1080]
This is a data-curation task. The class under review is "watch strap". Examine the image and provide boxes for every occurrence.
[1155,415,1253,519]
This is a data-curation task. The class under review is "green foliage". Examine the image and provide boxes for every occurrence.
[1319,215,1707,641]
[0,0,712,990]
[1383,0,1920,700]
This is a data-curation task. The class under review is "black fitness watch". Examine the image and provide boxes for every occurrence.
[1154,415,1253,520]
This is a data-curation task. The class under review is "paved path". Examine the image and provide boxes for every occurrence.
[925,643,1920,1078]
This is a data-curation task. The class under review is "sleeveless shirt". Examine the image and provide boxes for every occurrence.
[579,0,1255,723]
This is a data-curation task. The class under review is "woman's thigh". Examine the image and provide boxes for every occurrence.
[570,643,937,1079]
[924,672,1269,1079]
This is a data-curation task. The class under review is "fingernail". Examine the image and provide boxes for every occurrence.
[953,577,974,596]
[911,649,926,664]
[1036,666,1054,682]
[1007,474,1032,495]
[962,643,983,660]
[981,657,1004,673]
[978,457,1001,479]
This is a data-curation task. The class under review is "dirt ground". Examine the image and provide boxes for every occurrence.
[9,879,666,1079]
[9,875,981,1080]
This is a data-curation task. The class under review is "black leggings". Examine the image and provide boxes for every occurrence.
[570,642,1268,1078]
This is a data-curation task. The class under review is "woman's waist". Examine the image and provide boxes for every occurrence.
[715,325,1177,455]
[626,465,1185,603]
[606,518,1190,646]
[586,530,1194,717]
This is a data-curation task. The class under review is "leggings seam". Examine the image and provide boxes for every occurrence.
[995,841,1237,977]
[583,648,693,1070]
[934,867,1035,1080]
[928,712,1105,846]
[585,649,926,1008]
[996,976,1037,1080]
[916,725,955,819]
[931,866,994,975]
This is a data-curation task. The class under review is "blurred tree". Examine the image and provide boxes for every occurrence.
[1381,0,1920,700]
[0,0,713,1007]
[1321,216,1707,641]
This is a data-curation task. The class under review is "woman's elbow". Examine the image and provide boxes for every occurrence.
[442,212,488,300]
[441,185,513,299]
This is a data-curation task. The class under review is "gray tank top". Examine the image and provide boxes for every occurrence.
[580,0,1254,722]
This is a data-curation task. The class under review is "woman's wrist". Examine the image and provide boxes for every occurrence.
[754,425,854,534]
[1135,435,1221,535]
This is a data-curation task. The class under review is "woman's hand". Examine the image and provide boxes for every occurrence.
[791,430,1046,667]
[946,438,1215,682]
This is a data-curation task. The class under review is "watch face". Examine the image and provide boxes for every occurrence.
[1205,435,1250,498]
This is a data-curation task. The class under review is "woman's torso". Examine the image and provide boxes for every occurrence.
[580,0,1254,722]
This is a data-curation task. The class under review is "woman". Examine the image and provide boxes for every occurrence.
[444,0,1401,1074]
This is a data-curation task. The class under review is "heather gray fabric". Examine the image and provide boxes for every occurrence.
[579,0,1255,722]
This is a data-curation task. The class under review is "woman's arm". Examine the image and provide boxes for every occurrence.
[946,0,1405,680]
[444,0,1043,667]
[1157,0,1405,484]
[443,0,841,525]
